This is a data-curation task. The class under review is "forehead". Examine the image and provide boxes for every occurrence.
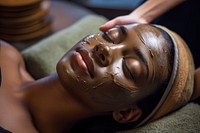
[123,24,166,50]
[123,24,162,37]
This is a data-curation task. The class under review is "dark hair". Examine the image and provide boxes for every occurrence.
[70,26,175,133]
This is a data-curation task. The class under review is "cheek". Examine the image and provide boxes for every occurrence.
[88,80,132,106]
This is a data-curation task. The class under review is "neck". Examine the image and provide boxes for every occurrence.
[22,74,94,133]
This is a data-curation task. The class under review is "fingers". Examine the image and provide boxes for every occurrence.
[100,16,131,32]
[99,18,120,32]
[99,14,148,32]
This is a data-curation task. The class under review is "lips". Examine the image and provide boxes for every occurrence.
[76,48,94,78]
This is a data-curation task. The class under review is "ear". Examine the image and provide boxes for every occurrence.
[112,105,142,123]
[190,68,200,101]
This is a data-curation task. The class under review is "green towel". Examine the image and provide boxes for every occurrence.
[22,15,200,133]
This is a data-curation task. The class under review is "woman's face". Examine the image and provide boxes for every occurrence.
[57,24,170,111]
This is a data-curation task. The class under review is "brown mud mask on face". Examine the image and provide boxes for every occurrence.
[63,34,130,89]
[94,26,167,105]
[62,65,91,91]
[61,64,137,107]
[62,61,130,92]
[108,24,170,95]
[57,24,175,108]
[106,71,139,93]
[62,62,136,105]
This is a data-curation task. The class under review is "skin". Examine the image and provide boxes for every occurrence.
[0,24,199,133]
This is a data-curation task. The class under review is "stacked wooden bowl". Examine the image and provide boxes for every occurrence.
[0,0,52,42]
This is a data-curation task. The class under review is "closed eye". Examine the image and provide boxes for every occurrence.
[102,26,127,44]
[123,58,135,81]
[103,32,114,43]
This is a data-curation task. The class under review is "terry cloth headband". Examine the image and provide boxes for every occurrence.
[137,25,195,127]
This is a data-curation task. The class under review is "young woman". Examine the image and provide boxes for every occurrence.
[0,24,199,133]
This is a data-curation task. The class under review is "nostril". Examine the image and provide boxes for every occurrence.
[93,43,110,66]
[100,54,105,61]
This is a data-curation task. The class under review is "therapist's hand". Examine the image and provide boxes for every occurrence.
[99,0,186,32]
[99,14,147,32]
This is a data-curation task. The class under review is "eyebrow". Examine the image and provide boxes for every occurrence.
[135,49,150,80]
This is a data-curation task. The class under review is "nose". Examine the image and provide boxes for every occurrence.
[93,43,111,66]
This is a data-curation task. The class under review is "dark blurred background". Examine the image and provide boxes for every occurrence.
[53,0,144,19]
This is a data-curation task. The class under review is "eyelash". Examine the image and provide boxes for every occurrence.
[103,32,114,43]
[123,58,135,81]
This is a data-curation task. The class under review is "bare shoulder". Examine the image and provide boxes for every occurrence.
[1,40,23,64]
[1,40,33,89]
[0,41,36,133]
